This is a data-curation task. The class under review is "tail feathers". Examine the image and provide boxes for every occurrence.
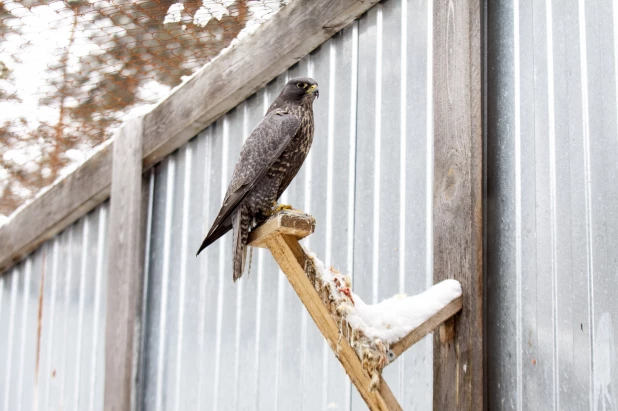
[232,206,250,282]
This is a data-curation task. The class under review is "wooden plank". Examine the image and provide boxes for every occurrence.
[247,210,315,248]
[104,119,145,411]
[265,233,402,411]
[0,0,382,275]
[141,0,381,167]
[387,296,463,363]
[432,0,483,409]
[0,145,112,274]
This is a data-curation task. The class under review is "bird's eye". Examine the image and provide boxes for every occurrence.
[297,82,307,89]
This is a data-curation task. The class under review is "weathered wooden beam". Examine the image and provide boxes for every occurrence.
[432,0,483,409]
[0,145,112,274]
[104,119,146,411]
[0,0,382,275]
[387,296,463,363]
[141,0,381,168]
[264,233,402,411]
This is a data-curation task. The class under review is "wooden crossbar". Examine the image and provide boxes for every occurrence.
[248,210,462,411]
[387,296,463,363]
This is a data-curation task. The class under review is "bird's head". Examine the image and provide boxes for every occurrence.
[278,77,319,105]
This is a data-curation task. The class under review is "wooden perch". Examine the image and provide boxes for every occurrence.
[248,210,462,411]
[248,210,315,248]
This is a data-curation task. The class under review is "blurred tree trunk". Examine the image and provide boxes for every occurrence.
[49,8,79,182]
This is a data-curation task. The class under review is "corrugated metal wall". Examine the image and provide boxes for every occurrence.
[487,1,618,410]
[0,203,109,411]
[138,0,434,410]
[9,0,618,409]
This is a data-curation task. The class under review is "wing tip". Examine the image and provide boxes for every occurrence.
[196,221,231,257]
[196,236,211,256]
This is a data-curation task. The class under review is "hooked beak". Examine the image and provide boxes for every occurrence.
[307,84,319,98]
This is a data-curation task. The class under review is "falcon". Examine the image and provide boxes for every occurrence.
[197,77,319,282]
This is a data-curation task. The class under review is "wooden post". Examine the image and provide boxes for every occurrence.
[432,0,483,410]
[104,119,145,411]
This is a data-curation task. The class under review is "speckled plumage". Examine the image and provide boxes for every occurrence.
[197,77,318,281]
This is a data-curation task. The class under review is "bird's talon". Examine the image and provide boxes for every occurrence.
[273,203,293,214]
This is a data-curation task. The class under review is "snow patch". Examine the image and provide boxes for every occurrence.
[347,280,461,344]
[305,250,461,344]
[163,3,184,24]
[193,0,235,26]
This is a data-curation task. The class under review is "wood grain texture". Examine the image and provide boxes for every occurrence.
[247,209,315,248]
[0,145,112,274]
[141,0,380,168]
[0,0,381,275]
[432,0,483,410]
[104,119,145,411]
[388,296,463,362]
[266,234,402,411]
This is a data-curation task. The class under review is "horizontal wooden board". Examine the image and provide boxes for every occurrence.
[388,296,463,362]
[0,144,113,273]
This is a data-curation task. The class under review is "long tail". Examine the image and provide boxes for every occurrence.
[232,205,250,282]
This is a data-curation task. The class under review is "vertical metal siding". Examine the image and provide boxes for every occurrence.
[0,203,109,411]
[3,1,618,409]
[354,0,433,408]
[487,1,618,410]
[141,0,433,409]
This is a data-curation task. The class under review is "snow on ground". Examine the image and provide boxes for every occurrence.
[305,249,462,345]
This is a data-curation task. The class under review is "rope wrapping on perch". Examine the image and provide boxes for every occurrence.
[302,251,388,389]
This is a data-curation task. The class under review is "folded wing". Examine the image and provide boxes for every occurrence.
[196,110,300,255]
